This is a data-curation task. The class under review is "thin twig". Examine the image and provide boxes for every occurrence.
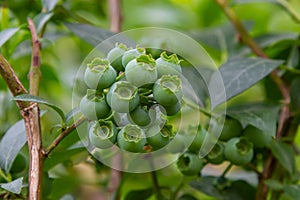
[108,0,122,32]
[277,0,300,24]
[43,116,87,156]
[28,18,42,96]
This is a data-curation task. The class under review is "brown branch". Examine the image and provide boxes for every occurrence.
[213,1,292,199]
[28,18,42,96]
[108,0,122,32]
[0,54,29,109]
[43,116,87,156]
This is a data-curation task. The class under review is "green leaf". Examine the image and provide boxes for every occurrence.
[190,176,255,200]
[227,102,280,136]
[0,177,23,194]
[264,179,284,191]
[0,28,19,47]
[49,176,80,200]
[0,120,26,173]
[65,23,115,47]
[290,78,300,112]
[210,58,283,107]
[283,185,300,199]
[124,188,153,200]
[178,194,198,200]
[270,140,295,174]
[42,0,58,11]
[232,0,278,4]
[33,12,54,33]
[12,94,66,123]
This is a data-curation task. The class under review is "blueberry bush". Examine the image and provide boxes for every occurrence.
[0,0,300,200]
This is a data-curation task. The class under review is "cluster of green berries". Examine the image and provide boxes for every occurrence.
[176,118,272,176]
[79,43,183,153]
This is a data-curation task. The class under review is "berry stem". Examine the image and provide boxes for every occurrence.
[183,97,216,118]
[221,163,233,178]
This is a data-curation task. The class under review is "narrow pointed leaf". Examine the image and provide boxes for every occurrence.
[0,120,26,173]
[0,177,23,194]
[0,28,19,47]
[12,94,66,122]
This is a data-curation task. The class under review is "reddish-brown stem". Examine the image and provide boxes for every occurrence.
[108,0,122,32]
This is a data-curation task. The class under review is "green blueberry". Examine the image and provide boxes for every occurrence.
[219,118,243,141]
[129,106,151,126]
[117,124,146,152]
[177,152,204,176]
[107,43,128,71]
[188,126,207,153]
[207,142,225,165]
[146,124,173,150]
[80,89,111,121]
[125,54,158,87]
[146,48,163,59]
[224,137,254,166]
[243,125,272,148]
[156,51,182,78]
[161,101,181,116]
[122,47,146,68]
[84,58,117,90]
[106,81,140,113]
[153,75,183,106]
[89,120,117,149]
[166,132,187,154]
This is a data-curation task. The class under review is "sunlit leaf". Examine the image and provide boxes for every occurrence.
[33,12,54,33]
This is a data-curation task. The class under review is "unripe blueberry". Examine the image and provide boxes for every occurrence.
[107,43,128,71]
[122,47,146,68]
[80,89,111,121]
[177,152,204,176]
[84,58,117,90]
[146,124,173,150]
[243,125,272,148]
[161,101,181,116]
[156,51,182,78]
[224,137,254,166]
[219,118,243,141]
[89,120,117,149]
[207,142,225,165]
[188,126,207,153]
[129,106,151,126]
[153,75,183,106]
[125,54,158,87]
[117,124,146,152]
[106,81,140,113]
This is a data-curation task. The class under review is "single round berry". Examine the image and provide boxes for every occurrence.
[177,152,204,176]
[84,58,117,90]
[80,89,111,121]
[188,126,207,153]
[129,106,151,126]
[161,101,181,116]
[122,47,146,68]
[224,137,254,166]
[219,118,243,141]
[117,124,146,152]
[125,54,157,87]
[107,43,128,71]
[106,81,140,113]
[146,124,172,150]
[89,120,117,149]
[153,75,183,106]
[156,51,182,78]
[243,125,272,148]
[207,142,225,165]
